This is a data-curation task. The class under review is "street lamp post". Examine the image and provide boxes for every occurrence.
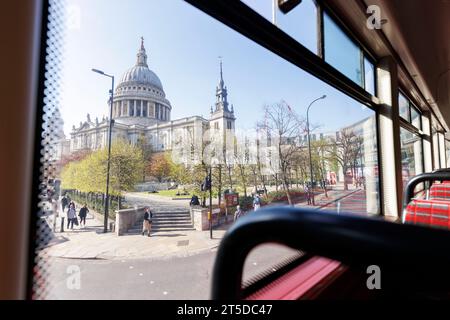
[306,95,327,206]
[92,68,114,233]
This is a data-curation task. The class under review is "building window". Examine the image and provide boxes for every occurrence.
[214,122,219,130]
[227,121,232,130]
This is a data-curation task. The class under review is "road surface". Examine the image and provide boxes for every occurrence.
[46,244,301,300]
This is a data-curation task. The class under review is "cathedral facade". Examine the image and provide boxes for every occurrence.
[64,38,236,165]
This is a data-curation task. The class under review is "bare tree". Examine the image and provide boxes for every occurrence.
[311,138,331,197]
[234,136,250,197]
[262,102,305,205]
[328,130,362,191]
[136,134,153,182]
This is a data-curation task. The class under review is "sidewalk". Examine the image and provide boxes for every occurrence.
[43,212,229,261]
[43,188,361,261]
[294,188,362,210]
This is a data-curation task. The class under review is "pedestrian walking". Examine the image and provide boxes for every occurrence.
[78,204,89,228]
[61,193,69,212]
[253,195,261,211]
[305,184,312,205]
[66,202,77,230]
[142,207,153,237]
[233,205,245,222]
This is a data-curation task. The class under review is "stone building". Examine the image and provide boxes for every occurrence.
[64,38,236,165]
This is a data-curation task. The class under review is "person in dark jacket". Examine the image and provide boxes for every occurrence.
[142,207,153,237]
[78,204,89,228]
[190,195,200,206]
[61,194,69,212]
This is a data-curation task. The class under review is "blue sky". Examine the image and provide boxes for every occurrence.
[61,0,373,136]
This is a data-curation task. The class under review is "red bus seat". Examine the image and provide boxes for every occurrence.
[245,256,343,300]
[430,182,450,200]
[405,199,450,229]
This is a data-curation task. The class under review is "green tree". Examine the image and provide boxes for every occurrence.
[136,134,153,182]
[61,139,144,196]
[146,152,172,182]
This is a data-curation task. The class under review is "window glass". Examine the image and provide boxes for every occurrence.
[40,0,383,301]
[410,106,421,130]
[241,0,318,54]
[439,133,446,168]
[323,13,362,86]
[364,57,375,96]
[433,132,440,169]
[399,93,410,121]
[400,127,423,191]
[446,140,450,168]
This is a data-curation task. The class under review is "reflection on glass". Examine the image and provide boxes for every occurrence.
[323,13,362,86]
[433,133,440,169]
[400,128,423,191]
[364,57,375,96]
[410,106,421,130]
[446,140,450,168]
[399,93,409,121]
[308,105,380,216]
[439,133,446,168]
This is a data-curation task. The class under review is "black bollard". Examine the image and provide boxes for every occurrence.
[61,217,65,232]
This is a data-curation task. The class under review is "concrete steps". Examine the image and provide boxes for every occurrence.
[127,210,195,234]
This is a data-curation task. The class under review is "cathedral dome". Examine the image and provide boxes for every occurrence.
[112,38,172,127]
[119,65,163,91]
[117,38,163,91]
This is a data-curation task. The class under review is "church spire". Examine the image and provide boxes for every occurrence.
[215,57,229,112]
[219,57,224,88]
[136,36,148,67]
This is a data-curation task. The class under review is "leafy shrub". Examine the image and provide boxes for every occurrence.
[265,189,306,203]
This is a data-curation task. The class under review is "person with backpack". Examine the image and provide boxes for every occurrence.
[142,207,153,237]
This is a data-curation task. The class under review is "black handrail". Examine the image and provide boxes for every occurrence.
[402,170,450,222]
[212,207,450,299]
